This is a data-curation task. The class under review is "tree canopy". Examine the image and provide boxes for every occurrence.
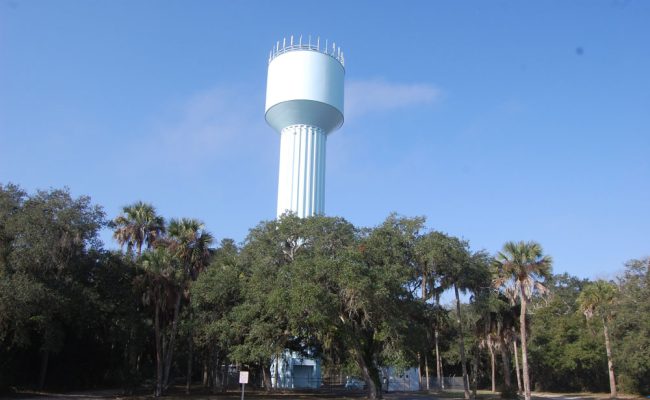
[1,182,649,397]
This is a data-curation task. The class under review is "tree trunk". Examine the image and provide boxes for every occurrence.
[274,354,280,389]
[417,353,423,389]
[203,358,208,387]
[163,290,183,389]
[221,356,228,392]
[454,284,470,400]
[513,339,522,393]
[124,335,131,376]
[602,318,617,399]
[435,330,442,389]
[519,287,531,400]
[154,304,163,397]
[420,272,427,390]
[212,353,222,393]
[186,329,193,394]
[352,347,381,400]
[422,270,427,300]
[262,362,272,391]
[489,343,496,392]
[38,350,49,390]
[472,345,478,399]
[500,338,512,391]
[425,354,430,390]
[435,292,444,390]
[383,367,390,393]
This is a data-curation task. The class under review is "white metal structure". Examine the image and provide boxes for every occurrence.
[270,350,322,389]
[265,36,345,218]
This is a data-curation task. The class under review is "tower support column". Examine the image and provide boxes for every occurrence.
[277,124,327,218]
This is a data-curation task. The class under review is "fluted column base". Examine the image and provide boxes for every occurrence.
[276,124,327,218]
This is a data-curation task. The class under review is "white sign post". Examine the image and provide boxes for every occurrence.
[239,371,249,400]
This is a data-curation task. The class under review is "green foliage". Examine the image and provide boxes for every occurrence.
[167,217,214,279]
[613,258,650,394]
[129,214,214,396]
[225,214,426,398]
[493,241,553,303]
[2,182,649,396]
[111,201,165,257]
[577,280,617,322]
[191,239,241,351]
[529,274,608,391]
[0,184,104,352]
[0,184,143,390]
[493,240,553,400]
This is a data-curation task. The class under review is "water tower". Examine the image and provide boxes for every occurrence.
[265,36,345,218]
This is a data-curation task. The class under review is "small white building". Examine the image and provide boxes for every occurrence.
[382,366,421,391]
[270,350,321,389]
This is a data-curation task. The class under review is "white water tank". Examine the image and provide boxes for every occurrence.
[265,36,345,218]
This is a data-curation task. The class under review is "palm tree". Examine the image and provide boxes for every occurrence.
[166,218,214,393]
[500,283,523,393]
[415,231,449,390]
[497,307,517,395]
[511,327,522,393]
[493,241,552,400]
[167,218,214,279]
[577,280,618,399]
[476,313,498,393]
[439,237,491,400]
[474,292,514,395]
[112,201,165,257]
[138,246,183,397]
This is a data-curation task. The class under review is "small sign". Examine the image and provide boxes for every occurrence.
[239,371,249,384]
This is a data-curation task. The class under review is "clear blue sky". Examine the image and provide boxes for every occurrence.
[1,1,648,281]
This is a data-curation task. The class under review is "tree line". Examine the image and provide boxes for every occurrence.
[1,184,648,398]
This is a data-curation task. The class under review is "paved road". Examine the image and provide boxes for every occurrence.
[6,390,643,400]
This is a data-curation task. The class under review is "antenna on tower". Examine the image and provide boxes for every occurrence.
[268,36,344,65]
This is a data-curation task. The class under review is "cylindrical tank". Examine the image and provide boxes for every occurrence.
[265,37,345,218]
